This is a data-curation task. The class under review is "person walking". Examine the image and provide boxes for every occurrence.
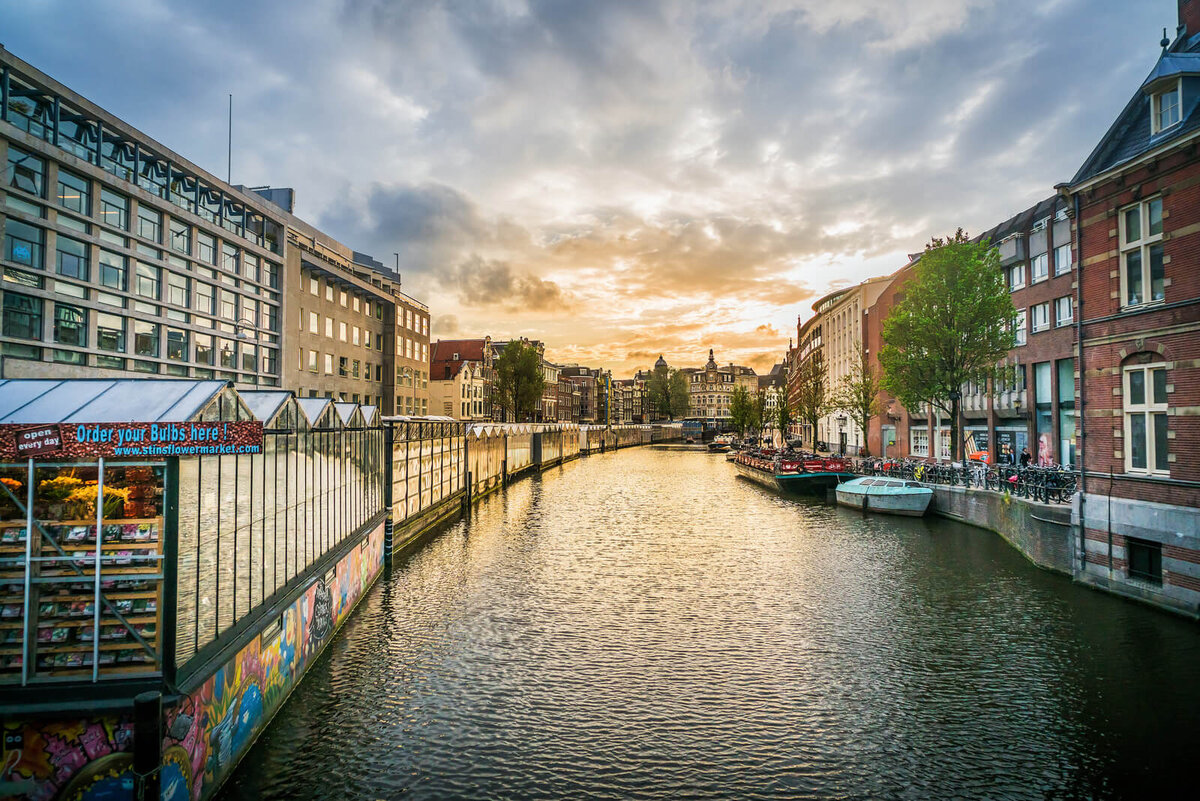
[1019,446,1032,467]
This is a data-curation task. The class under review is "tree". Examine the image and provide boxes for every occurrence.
[750,390,766,437]
[832,349,885,457]
[792,356,831,451]
[879,230,1016,462]
[729,384,752,435]
[646,364,690,420]
[494,341,546,422]
[774,386,794,442]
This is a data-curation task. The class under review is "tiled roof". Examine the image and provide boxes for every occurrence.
[1072,40,1200,185]
[431,339,488,363]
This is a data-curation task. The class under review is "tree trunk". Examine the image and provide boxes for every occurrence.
[951,397,960,463]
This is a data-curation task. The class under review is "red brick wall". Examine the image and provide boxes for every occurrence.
[1076,148,1200,507]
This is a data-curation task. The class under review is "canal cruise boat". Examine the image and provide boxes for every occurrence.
[731,449,855,494]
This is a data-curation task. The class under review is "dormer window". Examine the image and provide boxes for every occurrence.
[1153,81,1181,133]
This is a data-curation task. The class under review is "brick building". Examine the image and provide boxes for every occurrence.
[1061,0,1200,613]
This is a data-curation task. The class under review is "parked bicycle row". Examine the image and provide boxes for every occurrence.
[855,458,1078,505]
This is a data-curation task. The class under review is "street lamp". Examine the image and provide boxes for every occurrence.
[234,318,258,340]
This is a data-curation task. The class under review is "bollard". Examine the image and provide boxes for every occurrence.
[133,691,162,801]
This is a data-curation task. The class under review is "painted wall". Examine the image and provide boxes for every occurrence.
[1,521,384,801]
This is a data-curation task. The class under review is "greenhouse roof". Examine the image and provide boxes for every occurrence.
[0,379,232,424]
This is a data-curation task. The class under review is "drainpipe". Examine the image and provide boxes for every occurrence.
[1071,188,1088,575]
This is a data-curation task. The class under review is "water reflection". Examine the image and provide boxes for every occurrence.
[221,447,1200,800]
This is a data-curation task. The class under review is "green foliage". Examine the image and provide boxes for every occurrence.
[750,390,766,434]
[792,357,830,450]
[832,349,885,457]
[494,341,546,422]
[774,386,794,437]
[646,364,690,420]
[729,384,752,435]
[879,230,1016,460]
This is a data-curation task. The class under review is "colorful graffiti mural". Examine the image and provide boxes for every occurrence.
[1,523,384,801]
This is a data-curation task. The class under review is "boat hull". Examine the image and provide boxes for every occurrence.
[734,461,854,495]
[834,484,933,517]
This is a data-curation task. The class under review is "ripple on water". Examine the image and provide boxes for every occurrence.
[221,448,1200,801]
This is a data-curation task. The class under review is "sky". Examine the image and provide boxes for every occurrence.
[1,0,1174,374]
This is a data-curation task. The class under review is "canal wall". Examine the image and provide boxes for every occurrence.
[928,485,1075,575]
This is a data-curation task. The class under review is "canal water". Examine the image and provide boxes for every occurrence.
[220,447,1200,800]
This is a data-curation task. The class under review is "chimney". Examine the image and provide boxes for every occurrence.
[1182,0,1200,38]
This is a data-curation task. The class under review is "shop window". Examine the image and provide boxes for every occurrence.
[1120,197,1164,307]
[910,428,929,457]
[1124,364,1169,475]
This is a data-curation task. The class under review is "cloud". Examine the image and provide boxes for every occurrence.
[0,0,1171,376]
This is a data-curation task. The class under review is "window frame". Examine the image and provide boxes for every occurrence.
[1030,302,1050,333]
[1054,296,1073,328]
[1151,78,1182,135]
[1123,363,1169,476]
[1030,252,1048,284]
[1119,196,1165,308]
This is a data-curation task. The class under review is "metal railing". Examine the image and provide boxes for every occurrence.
[856,458,1078,505]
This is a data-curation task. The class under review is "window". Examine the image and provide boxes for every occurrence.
[325,353,333,374]
[262,348,277,375]
[340,290,347,307]
[2,292,42,340]
[1007,263,1024,291]
[99,250,127,290]
[242,343,257,373]
[1120,197,1164,307]
[352,359,360,379]
[55,236,89,280]
[1031,302,1049,333]
[325,283,333,301]
[1031,252,1048,283]
[221,243,238,273]
[1124,364,1169,475]
[135,262,161,299]
[219,289,236,320]
[6,145,44,197]
[352,326,360,346]
[241,296,258,328]
[56,168,90,214]
[339,356,348,377]
[196,282,215,315]
[242,253,258,283]
[4,218,43,268]
[309,311,319,334]
[309,275,319,295]
[169,219,191,254]
[195,332,214,365]
[353,296,360,313]
[137,205,162,242]
[134,321,159,357]
[167,272,189,307]
[265,304,278,332]
[1054,296,1073,327]
[99,189,128,229]
[1127,538,1163,585]
[1012,309,1027,346]
[218,340,236,369]
[339,321,347,342]
[325,317,333,338]
[1152,81,1181,134]
[96,313,125,353]
[1054,243,1073,275]
[308,350,318,372]
[197,233,216,264]
[166,328,188,361]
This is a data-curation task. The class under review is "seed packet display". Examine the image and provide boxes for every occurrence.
[65,526,91,543]
[2,628,21,643]
[132,524,154,542]
[1,527,23,544]
[79,625,94,642]
[103,524,124,543]
[114,599,134,615]
[36,602,55,618]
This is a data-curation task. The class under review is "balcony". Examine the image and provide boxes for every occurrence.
[998,234,1026,266]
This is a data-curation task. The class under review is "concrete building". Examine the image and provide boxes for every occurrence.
[1060,0,1200,613]
[0,47,429,413]
[431,337,494,420]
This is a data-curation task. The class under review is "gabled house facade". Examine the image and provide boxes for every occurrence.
[1061,0,1200,614]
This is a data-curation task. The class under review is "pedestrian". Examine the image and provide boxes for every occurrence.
[1019,446,1032,467]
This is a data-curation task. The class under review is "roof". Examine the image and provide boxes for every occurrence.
[239,390,292,424]
[974,195,1063,245]
[333,402,365,427]
[296,397,337,428]
[1072,38,1200,186]
[431,339,488,364]
[0,379,237,424]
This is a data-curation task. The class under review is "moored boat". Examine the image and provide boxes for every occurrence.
[708,433,736,453]
[732,450,855,494]
[835,476,933,517]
